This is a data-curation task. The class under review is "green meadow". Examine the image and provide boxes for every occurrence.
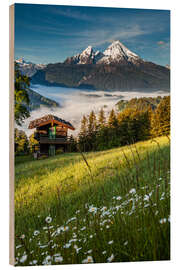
[15,136,170,266]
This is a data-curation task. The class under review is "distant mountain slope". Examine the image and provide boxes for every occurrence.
[15,58,46,77]
[27,89,60,110]
[29,40,170,91]
[116,96,164,112]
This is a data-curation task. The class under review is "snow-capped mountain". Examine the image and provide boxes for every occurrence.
[15,58,47,77]
[30,40,170,91]
[98,40,142,65]
[64,46,104,65]
[64,40,142,65]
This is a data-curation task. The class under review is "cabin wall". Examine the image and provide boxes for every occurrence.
[39,143,67,155]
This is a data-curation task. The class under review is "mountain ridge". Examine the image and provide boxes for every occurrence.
[17,40,170,91]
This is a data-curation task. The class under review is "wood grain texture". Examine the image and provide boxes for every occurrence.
[9,4,14,266]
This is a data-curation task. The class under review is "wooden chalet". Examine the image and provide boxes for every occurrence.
[28,114,75,156]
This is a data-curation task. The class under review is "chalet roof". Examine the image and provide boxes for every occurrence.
[28,114,75,130]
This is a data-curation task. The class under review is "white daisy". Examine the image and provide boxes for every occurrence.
[82,256,94,263]
[20,254,27,263]
[107,254,114,262]
[33,230,40,236]
[129,188,136,194]
[45,216,52,224]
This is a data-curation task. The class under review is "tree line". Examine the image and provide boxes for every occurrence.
[77,95,170,152]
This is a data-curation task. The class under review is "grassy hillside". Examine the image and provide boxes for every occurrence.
[15,136,170,265]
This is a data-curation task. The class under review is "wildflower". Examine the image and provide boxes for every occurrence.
[40,244,48,249]
[82,256,94,263]
[63,243,71,248]
[129,188,136,194]
[42,255,52,265]
[101,210,111,217]
[74,245,82,253]
[45,216,52,224]
[107,254,114,262]
[116,196,122,200]
[67,217,76,224]
[102,251,107,255]
[16,245,22,249]
[76,210,80,214]
[89,206,97,214]
[54,254,63,263]
[87,249,92,254]
[101,206,107,211]
[20,234,25,239]
[90,234,93,239]
[62,226,69,232]
[32,260,37,265]
[33,230,40,236]
[81,226,86,231]
[106,225,110,229]
[69,238,77,243]
[144,195,150,201]
[124,241,128,246]
[159,218,167,224]
[108,240,114,245]
[20,254,27,263]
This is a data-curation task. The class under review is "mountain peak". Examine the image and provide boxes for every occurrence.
[16,57,26,64]
[97,40,140,64]
[82,45,93,54]
[64,40,142,65]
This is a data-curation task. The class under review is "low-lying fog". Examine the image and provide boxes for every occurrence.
[18,84,170,137]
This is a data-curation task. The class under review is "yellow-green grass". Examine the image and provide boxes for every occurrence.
[15,136,170,265]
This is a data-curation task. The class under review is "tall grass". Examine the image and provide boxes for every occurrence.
[14,136,170,265]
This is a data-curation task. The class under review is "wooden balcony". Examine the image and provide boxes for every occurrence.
[39,136,70,144]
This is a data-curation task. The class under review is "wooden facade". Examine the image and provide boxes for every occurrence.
[28,114,75,156]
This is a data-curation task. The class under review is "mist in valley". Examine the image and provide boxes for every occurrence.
[17,85,170,138]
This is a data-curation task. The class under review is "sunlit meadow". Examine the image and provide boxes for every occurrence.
[15,136,170,266]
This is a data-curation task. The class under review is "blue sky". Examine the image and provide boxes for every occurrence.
[15,4,170,66]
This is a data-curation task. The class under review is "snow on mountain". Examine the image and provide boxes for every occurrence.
[15,58,47,77]
[64,46,98,65]
[97,40,141,64]
[64,40,143,65]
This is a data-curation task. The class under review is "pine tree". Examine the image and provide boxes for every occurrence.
[68,135,77,152]
[78,115,89,152]
[80,115,88,137]
[88,110,97,134]
[108,109,118,128]
[98,108,106,128]
[151,96,170,137]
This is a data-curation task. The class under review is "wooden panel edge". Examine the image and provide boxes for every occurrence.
[9,4,15,266]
